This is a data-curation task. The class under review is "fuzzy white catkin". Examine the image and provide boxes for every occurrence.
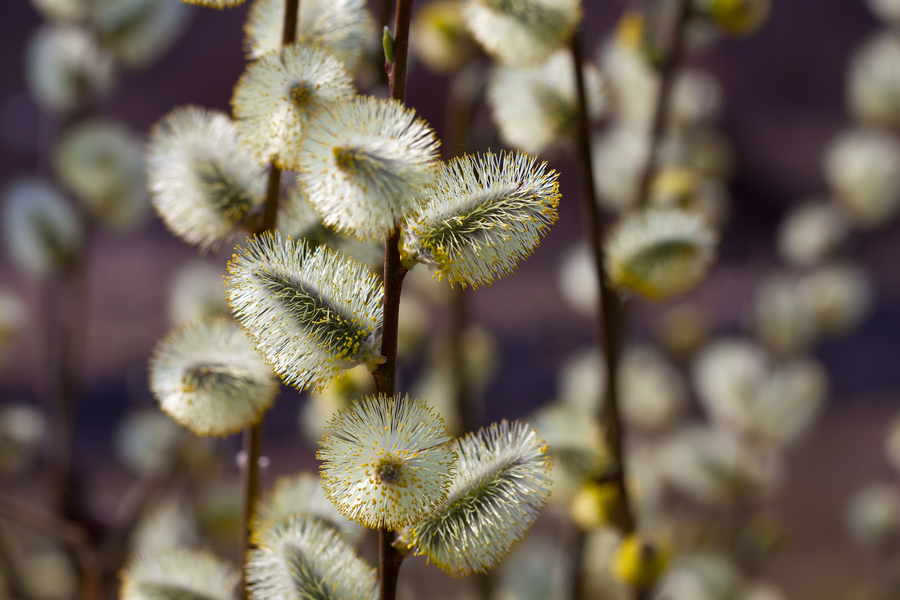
[232,44,355,170]
[848,31,900,129]
[25,25,115,115]
[605,207,718,300]
[777,202,848,268]
[403,151,560,288]
[824,128,900,229]
[296,97,440,241]
[247,516,377,600]
[55,119,149,232]
[149,318,279,437]
[146,106,267,251]
[487,50,608,154]
[120,548,238,600]
[318,394,456,530]
[244,0,374,73]
[93,0,189,69]
[464,0,581,67]
[405,420,552,577]
[1,179,83,278]
[226,232,384,391]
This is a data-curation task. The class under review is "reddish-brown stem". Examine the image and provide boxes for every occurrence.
[237,1,297,595]
[569,29,636,536]
[635,0,691,208]
[372,2,415,598]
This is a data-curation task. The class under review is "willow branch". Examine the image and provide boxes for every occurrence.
[372,2,415,599]
[237,0,299,593]
[570,28,636,535]
[635,0,691,208]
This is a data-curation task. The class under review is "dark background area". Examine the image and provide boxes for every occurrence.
[1,1,899,598]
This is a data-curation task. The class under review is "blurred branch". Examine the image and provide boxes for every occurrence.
[636,0,692,207]
[569,27,636,536]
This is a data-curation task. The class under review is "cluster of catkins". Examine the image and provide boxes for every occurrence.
[498,1,900,600]
[123,0,593,597]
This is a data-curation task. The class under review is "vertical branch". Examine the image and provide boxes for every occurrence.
[569,29,636,535]
[373,2,414,599]
[238,0,299,592]
[635,0,691,207]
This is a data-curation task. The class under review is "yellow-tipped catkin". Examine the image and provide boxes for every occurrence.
[605,208,718,300]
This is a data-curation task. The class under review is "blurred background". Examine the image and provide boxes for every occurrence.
[1,1,899,599]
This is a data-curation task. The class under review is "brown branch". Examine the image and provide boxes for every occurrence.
[569,29,636,536]
[635,0,691,208]
[373,2,415,599]
[237,1,299,595]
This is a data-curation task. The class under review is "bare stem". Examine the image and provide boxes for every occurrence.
[635,0,691,207]
[371,2,415,598]
[569,29,636,536]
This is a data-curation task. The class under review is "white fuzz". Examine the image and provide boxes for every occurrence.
[93,0,190,69]
[487,50,609,154]
[605,208,718,300]
[232,44,355,170]
[403,151,559,288]
[848,31,900,130]
[226,232,384,392]
[54,119,149,232]
[463,0,581,66]
[252,473,363,544]
[1,179,83,278]
[405,420,552,577]
[317,394,456,531]
[247,516,377,600]
[824,127,900,229]
[120,548,238,600]
[149,318,279,437]
[25,25,115,115]
[245,0,374,73]
[146,106,267,251]
[297,97,441,241]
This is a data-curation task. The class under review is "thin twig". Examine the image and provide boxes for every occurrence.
[569,28,636,536]
[237,0,299,593]
[635,0,692,208]
[373,2,415,598]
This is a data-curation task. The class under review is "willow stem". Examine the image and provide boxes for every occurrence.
[238,0,298,593]
[635,0,691,207]
[371,2,415,598]
[569,29,636,536]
